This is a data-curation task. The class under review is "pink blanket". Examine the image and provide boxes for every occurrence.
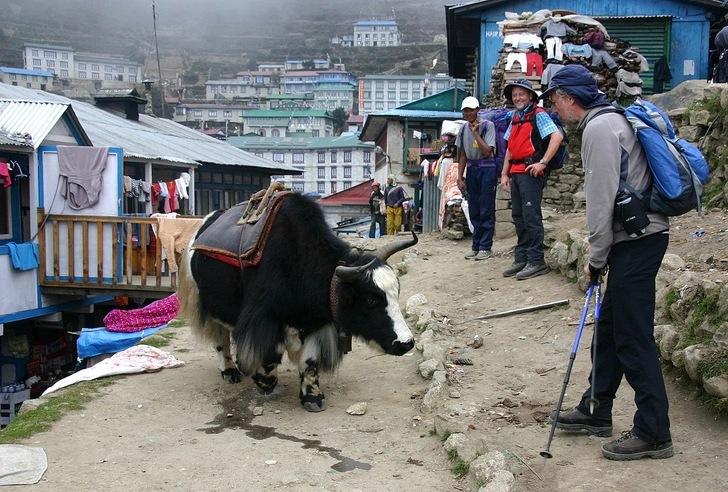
[104,294,179,333]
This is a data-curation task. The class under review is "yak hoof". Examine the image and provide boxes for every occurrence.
[252,375,278,395]
[222,368,243,384]
[301,395,327,412]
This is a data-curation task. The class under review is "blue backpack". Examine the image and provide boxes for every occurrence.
[596,99,709,216]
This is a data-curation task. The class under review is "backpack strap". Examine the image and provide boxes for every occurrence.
[588,104,650,207]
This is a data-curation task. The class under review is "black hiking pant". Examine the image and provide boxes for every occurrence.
[577,231,671,444]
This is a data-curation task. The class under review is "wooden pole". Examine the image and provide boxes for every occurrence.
[472,299,570,320]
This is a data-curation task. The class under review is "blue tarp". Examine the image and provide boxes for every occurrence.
[77,325,166,359]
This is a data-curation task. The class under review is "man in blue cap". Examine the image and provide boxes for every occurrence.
[542,64,673,461]
[500,79,563,280]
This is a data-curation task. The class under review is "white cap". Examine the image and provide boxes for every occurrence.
[460,96,481,110]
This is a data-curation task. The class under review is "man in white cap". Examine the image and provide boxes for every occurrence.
[456,96,497,260]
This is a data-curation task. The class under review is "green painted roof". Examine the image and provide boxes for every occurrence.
[312,84,356,91]
[228,134,374,150]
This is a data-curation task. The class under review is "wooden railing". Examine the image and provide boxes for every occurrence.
[36,208,183,298]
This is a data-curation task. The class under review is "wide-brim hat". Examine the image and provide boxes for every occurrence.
[504,79,539,103]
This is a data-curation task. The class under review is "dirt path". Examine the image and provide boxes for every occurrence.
[6,212,728,491]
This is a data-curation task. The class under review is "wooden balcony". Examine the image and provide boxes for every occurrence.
[36,208,189,299]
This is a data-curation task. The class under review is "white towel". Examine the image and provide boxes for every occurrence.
[0,445,48,485]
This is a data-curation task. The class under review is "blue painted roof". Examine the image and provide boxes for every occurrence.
[0,67,54,77]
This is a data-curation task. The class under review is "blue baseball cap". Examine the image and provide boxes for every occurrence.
[540,65,608,109]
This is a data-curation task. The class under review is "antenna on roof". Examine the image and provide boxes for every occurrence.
[152,0,165,118]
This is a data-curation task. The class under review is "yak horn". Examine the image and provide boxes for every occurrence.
[335,258,377,281]
[375,231,418,261]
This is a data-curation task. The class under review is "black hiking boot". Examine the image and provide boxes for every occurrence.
[548,408,613,437]
[502,261,527,277]
[601,431,674,461]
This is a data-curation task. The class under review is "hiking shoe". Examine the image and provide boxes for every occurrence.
[502,261,527,277]
[547,408,613,437]
[474,250,494,260]
[516,262,549,280]
[464,250,478,260]
[601,431,674,461]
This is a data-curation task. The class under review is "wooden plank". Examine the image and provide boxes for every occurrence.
[82,220,89,283]
[68,219,75,282]
[53,219,60,281]
[112,224,119,286]
[96,222,103,284]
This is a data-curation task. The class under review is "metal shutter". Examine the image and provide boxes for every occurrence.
[600,18,671,95]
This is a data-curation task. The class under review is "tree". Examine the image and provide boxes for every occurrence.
[331,107,349,135]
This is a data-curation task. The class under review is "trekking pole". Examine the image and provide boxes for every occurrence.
[540,284,595,465]
[586,280,602,415]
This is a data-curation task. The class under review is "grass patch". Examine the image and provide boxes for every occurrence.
[451,458,470,478]
[429,428,437,437]
[440,430,452,442]
[687,291,723,330]
[664,288,679,321]
[140,331,176,348]
[0,377,121,443]
[697,353,728,380]
[167,319,186,328]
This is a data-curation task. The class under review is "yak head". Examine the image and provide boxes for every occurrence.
[332,232,417,356]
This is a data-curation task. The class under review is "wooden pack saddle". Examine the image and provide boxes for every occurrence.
[192,182,292,268]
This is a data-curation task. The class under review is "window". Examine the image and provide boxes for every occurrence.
[62,52,68,60]
[21,75,27,81]
[129,75,136,83]
[343,166,352,178]
[312,130,320,137]
[32,58,41,66]
[388,91,396,99]
[26,83,31,88]
[363,151,371,163]
[44,51,57,59]
[46,60,55,68]
[363,102,371,110]
[117,66,125,73]
[375,91,384,99]
[32,76,37,81]
[31,49,39,57]
[273,152,284,162]
[331,151,337,163]
[79,71,87,78]
[223,110,232,118]
[193,110,202,117]
[331,182,337,194]
[343,182,351,190]
[105,65,112,72]
[105,73,112,80]
[293,166,305,178]
[92,64,99,71]
[60,61,68,68]
[317,167,325,178]
[293,152,304,163]
[343,150,352,162]
[92,72,100,79]
[375,102,384,110]
[330,166,337,178]
[363,166,372,178]
[317,182,325,194]
[208,110,217,117]
[317,151,326,163]
[254,152,264,158]
[61,69,68,77]
[78,63,86,70]
[292,182,304,192]
[272,129,280,137]
[400,91,408,99]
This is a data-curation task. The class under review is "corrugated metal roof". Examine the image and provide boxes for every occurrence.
[0,84,300,173]
[0,128,33,148]
[0,100,74,149]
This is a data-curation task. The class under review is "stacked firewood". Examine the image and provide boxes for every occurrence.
[486,13,646,108]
